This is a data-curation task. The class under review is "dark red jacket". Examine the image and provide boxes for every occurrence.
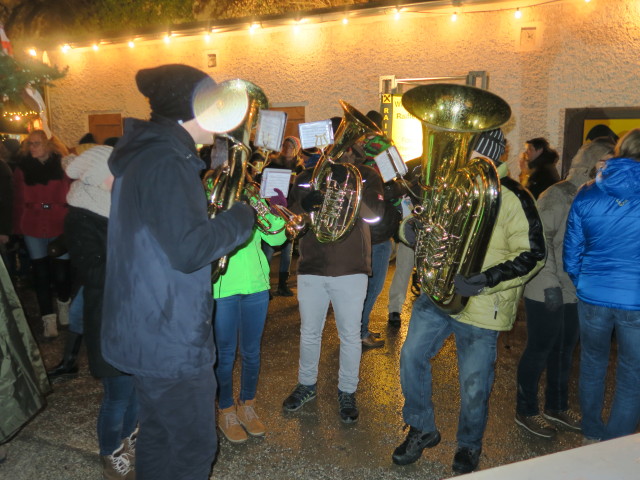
[13,161,71,238]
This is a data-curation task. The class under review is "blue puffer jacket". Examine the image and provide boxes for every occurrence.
[101,116,255,378]
[564,157,640,310]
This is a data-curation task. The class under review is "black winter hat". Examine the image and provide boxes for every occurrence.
[135,64,211,122]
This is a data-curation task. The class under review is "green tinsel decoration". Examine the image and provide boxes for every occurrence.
[0,53,68,108]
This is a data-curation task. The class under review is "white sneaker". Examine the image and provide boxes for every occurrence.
[57,299,70,326]
[101,444,134,479]
[42,314,58,338]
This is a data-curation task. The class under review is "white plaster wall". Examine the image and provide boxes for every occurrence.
[46,0,640,173]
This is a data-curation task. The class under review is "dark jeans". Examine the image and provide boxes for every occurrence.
[360,240,393,338]
[400,294,499,450]
[578,300,640,440]
[262,240,293,274]
[134,369,217,480]
[98,375,138,455]
[516,299,579,415]
[214,290,269,409]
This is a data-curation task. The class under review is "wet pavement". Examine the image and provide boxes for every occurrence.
[1,256,617,479]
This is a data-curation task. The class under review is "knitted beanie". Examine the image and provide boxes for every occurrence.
[135,64,211,122]
[473,129,506,163]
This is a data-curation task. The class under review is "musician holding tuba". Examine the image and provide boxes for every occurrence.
[282,111,385,424]
[393,128,546,474]
[101,64,256,480]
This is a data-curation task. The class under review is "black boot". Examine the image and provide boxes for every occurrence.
[277,272,294,297]
[48,332,83,383]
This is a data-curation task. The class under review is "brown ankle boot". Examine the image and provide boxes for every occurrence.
[236,399,266,436]
[219,405,248,443]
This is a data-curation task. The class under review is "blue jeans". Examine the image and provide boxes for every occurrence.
[69,287,84,334]
[23,235,69,260]
[400,294,499,450]
[516,299,579,415]
[98,375,138,455]
[578,300,640,440]
[214,290,269,409]
[262,240,293,274]
[361,240,393,338]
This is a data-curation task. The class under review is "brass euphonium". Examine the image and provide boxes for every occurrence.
[195,79,268,282]
[399,83,511,314]
[309,100,383,242]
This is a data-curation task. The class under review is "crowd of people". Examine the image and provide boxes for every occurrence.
[1,63,639,479]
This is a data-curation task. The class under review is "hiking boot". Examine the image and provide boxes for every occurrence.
[219,405,248,444]
[282,384,317,412]
[388,312,401,327]
[543,409,581,432]
[392,426,441,465]
[42,314,58,338]
[362,333,385,348]
[338,390,359,424]
[237,399,266,436]
[452,446,481,474]
[101,444,134,479]
[57,299,70,326]
[515,412,557,438]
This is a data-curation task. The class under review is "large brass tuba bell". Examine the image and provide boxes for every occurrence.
[309,101,383,243]
[400,83,511,314]
[195,78,268,282]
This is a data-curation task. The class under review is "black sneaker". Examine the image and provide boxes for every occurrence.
[282,384,317,412]
[392,426,441,465]
[452,446,481,474]
[337,390,359,424]
[388,312,401,327]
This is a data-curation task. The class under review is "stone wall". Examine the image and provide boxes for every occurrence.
[45,0,640,173]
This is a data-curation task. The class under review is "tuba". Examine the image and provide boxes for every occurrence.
[309,101,383,243]
[399,83,511,314]
[195,79,268,282]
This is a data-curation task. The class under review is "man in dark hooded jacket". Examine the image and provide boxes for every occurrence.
[101,64,255,480]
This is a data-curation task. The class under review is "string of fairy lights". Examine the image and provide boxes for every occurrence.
[22,0,595,57]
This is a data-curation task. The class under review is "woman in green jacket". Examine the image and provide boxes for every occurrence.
[213,198,287,444]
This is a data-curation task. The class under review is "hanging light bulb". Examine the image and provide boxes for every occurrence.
[92,43,99,51]
[61,44,71,53]
[515,8,522,19]
[395,8,401,20]
[342,16,349,25]
[451,12,458,22]
[128,40,135,48]
[28,48,37,56]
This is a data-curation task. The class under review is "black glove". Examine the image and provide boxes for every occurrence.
[544,287,563,312]
[301,190,325,212]
[329,163,348,184]
[454,273,487,297]
[401,217,419,248]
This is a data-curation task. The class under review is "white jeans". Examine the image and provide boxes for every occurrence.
[297,274,367,393]
[388,242,414,313]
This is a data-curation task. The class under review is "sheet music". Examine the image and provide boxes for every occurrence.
[255,110,287,152]
[374,146,407,182]
[298,119,334,149]
[259,168,292,198]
